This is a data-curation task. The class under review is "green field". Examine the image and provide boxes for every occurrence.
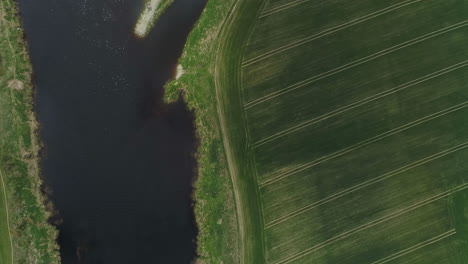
[0,1,59,263]
[194,0,468,263]
[0,169,12,264]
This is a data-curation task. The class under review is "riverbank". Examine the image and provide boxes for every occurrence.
[164,0,240,263]
[0,1,60,263]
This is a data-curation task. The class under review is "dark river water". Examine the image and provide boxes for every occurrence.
[18,0,206,263]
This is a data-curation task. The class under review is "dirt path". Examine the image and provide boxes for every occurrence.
[0,168,14,264]
[213,0,244,262]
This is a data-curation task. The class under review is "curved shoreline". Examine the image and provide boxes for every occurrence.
[0,1,60,263]
[163,0,241,262]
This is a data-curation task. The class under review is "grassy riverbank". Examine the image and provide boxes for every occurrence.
[0,1,60,263]
[164,0,240,263]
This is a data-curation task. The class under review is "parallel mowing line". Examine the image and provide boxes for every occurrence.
[269,227,455,259]
[260,101,468,187]
[264,141,468,229]
[244,19,468,109]
[259,0,309,18]
[272,184,468,264]
[371,230,456,264]
[252,60,468,148]
[242,0,421,68]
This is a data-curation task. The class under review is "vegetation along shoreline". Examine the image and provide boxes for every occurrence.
[164,0,242,263]
[0,1,60,263]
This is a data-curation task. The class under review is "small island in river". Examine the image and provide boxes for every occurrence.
[134,0,174,38]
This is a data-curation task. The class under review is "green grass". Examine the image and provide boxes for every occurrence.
[164,0,241,263]
[168,0,468,263]
[242,0,468,263]
[155,0,173,14]
[165,0,468,263]
[0,1,60,263]
[0,169,12,264]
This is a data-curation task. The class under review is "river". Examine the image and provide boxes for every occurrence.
[18,0,206,263]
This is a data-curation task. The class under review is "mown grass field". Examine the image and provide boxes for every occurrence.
[0,169,12,264]
[210,0,468,263]
[0,1,59,263]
